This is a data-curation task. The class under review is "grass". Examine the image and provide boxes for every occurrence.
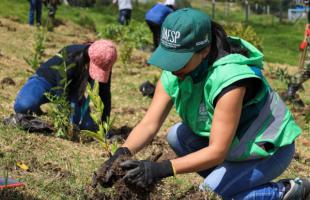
[0,1,309,199]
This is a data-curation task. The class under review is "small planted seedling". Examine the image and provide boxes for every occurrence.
[82,81,118,157]
[24,27,46,72]
[269,67,293,84]
[45,50,75,139]
[120,42,134,69]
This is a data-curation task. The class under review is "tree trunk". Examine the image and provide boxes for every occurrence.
[212,0,216,19]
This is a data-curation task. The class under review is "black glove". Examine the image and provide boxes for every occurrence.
[92,147,132,188]
[120,160,174,189]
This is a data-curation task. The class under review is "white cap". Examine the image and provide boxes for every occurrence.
[164,0,176,6]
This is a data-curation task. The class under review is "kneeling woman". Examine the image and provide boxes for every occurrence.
[14,39,117,131]
[93,9,309,200]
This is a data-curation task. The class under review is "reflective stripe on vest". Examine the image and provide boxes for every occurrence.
[226,91,287,161]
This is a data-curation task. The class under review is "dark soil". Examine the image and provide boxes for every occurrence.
[107,125,132,142]
[87,151,167,200]
[0,77,15,86]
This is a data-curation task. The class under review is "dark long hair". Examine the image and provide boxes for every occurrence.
[207,21,249,66]
[67,46,90,101]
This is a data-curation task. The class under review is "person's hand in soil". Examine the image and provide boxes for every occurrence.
[120,160,174,189]
[92,147,132,188]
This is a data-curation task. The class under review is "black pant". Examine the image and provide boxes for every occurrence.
[146,20,161,49]
[119,9,131,25]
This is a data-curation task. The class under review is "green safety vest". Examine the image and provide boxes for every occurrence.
[160,37,301,161]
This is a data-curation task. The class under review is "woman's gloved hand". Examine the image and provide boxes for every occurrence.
[120,160,174,189]
[92,147,132,188]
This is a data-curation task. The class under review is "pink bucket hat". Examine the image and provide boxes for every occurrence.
[88,39,117,83]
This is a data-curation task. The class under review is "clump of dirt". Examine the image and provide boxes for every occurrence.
[93,155,131,189]
[89,151,165,200]
[0,77,15,86]
[107,125,132,142]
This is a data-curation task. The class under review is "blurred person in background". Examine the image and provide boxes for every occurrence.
[43,0,61,25]
[113,0,132,25]
[29,0,42,26]
[145,0,176,50]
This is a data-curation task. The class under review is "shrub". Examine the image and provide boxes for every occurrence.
[76,15,97,32]
[99,21,151,49]
[269,67,293,84]
[119,42,134,68]
[99,21,151,67]
[224,23,263,51]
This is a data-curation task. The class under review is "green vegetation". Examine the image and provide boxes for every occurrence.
[99,22,152,70]
[45,51,74,139]
[82,81,118,157]
[201,1,305,66]
[24,27,47,72]
[269,66,294,84]
[224,23,263,51]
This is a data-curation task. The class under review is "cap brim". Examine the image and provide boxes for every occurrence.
[89,61,111,83]
[148,45,194,71]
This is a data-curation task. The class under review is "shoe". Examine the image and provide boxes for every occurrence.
[280,178,310,200]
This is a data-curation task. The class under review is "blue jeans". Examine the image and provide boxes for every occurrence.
[14,75,96,131]
[119,9,131,25]
[167,123,295,200]
[29,0,42,25]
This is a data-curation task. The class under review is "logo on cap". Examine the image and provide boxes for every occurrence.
[161,27,181,48]
[196,33,209,46]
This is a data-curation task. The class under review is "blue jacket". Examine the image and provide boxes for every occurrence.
[145,3,173,25]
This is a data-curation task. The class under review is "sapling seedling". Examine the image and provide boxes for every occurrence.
[24,27,46,72]
[269,67,293,84]
[45,50,75,139]
[81,81,118,157]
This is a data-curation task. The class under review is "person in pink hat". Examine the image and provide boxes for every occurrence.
[14,39,117,131]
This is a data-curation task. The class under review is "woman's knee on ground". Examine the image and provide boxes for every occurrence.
[166,122,182,148]
[14,98,39,114]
